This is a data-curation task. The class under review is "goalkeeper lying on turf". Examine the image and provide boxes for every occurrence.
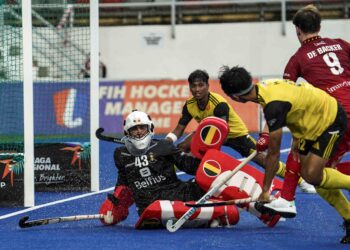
[99,111,283,228]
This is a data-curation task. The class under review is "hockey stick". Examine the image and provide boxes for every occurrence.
[19,214,103,228]
[95,127,125,144]
[96,128,192,144]
[185,197,258,208]
[166,151,257,232]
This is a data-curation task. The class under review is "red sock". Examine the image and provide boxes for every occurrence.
[281,153,301,201]
[336,161,350,175]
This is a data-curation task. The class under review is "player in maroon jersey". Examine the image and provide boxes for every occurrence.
[257,5,350,244]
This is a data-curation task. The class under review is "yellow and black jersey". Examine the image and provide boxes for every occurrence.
[257,79,338,140]
[179,92,248,138]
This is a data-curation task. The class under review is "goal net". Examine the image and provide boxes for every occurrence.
[0,1,99,206]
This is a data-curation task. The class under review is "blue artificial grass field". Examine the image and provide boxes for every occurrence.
[1,132,349,250]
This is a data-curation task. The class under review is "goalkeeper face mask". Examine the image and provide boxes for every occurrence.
[123,110,154,156]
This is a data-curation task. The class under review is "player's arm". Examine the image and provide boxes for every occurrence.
[260,128,283,201]
[283,54,300,82]
[99,149,134,225]
[259,101,291,202]
[213,102,229,122]
[166,103,192,143]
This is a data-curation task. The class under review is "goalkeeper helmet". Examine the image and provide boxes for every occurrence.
[123,110,154,156]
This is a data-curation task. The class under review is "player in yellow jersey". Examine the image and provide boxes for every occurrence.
[218,65,350,244]
[166,69,314,192]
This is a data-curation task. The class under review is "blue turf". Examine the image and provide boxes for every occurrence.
[1,133,350,249]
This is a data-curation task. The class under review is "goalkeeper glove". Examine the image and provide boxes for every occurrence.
[99,185,134,225]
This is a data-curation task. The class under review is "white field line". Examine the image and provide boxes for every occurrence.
[0,148,291,220]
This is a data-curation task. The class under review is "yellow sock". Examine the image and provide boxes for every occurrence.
[316,187,350,220]
[297,177,303,185]
[275,161,286,178]
[320,168,350,189]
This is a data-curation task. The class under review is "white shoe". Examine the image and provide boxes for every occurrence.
[263,197,297,218]
[299,180,317,194]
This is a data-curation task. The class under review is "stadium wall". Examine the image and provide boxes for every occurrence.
[99,19,350,80]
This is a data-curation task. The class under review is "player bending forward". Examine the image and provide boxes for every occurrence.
[99,110,282,229]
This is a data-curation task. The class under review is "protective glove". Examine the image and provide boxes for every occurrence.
[256,132,269,152]
[99,185,133,225]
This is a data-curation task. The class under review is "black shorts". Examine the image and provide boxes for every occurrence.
[298,103,347,160]
[224,134,256,157]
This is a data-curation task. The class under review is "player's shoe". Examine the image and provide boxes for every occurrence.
[298,180,316,193]
[261,197,297,218]
[341,219,350,244]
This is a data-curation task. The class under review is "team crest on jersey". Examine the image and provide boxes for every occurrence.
[200,125,222,146]
[203,160,221,177]
[148,152,157,163]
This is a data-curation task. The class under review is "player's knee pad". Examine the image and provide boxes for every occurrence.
[191,117,229,159]
[135,200,239,229]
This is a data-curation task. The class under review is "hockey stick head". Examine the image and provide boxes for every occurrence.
[95,128,124,144]
[165,219,178,233]
[95,127,105,136]
[18,216,30,228]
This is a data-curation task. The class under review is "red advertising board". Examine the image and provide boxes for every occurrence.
[119,79,259,134]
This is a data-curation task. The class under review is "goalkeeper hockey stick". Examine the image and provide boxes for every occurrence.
[166,151,257,232]
[185,197,258,208]
[96,128,190,144]
[19,214,103,228]
[95,128,125,144]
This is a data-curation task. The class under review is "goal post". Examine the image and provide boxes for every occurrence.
[90,0,100,192]
[0,1,100,207]
[22,0,34,207]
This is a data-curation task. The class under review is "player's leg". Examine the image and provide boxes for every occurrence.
[135,182,240,229]
[333,118,350,175]
[262,152,298,218]
[328,131,350,174]
[301,105,349,189]
[300,110,350,243]
[315,187,350,244]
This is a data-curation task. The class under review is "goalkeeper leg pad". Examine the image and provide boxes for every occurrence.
[241,201,281,228]
[135,200,239,229]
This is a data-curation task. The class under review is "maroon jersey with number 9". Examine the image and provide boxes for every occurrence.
[283,36,350,112]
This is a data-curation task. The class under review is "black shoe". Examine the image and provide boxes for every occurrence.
[340,219,350,244]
